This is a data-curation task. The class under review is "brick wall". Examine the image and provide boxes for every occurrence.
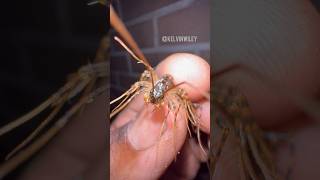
[110,0,210,99]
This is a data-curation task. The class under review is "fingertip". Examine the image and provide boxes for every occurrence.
[156,53,210,101]
[197,100,210,134]
[111,94,145,130]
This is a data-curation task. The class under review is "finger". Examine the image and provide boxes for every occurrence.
[156,53,210,101]
[197,100,210,134]
[110,100,188,180]
[156,53,210,134]
[110,94,145,131]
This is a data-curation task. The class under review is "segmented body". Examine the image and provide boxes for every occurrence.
[211,84,278,180]
[112,69,196,125]
[146,73,174,105]
[115,70,187,108]
[213,84,252,125]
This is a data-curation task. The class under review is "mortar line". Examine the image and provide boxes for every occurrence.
[153,18,159,47]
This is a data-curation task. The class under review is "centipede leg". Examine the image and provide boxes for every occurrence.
[110,84,140,118]
[110,88,141,118]
[239,124,259,180]
[253,127,278,179]
[172,104,181,161]
[169,81,210,100]
[247,129,274,180]
[211,125,230,175]
[153,106,171,175]
[239,145,249,180]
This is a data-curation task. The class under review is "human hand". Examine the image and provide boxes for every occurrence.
[110,53,210,180]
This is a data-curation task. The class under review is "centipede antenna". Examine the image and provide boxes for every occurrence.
[113,36,155,89]
[114,37,144,65]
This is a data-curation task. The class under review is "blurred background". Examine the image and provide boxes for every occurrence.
[211,0,320,179]
[0,1,107,179]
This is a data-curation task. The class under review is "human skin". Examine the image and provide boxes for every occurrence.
[110,53,210,180]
